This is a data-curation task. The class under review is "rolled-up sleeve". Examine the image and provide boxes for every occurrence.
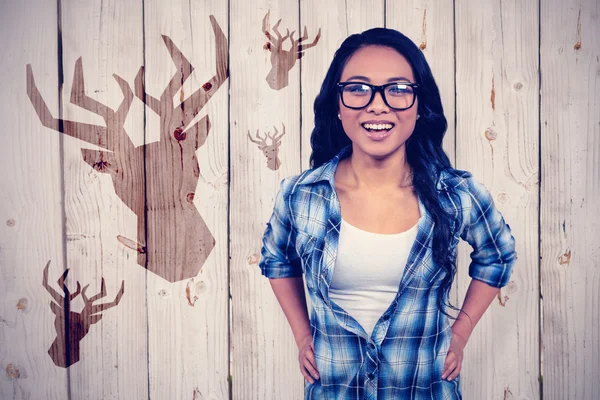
[259,178,302,278]
[460,178,517,288]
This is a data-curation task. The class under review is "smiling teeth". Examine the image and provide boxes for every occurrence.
[363,123,393,131]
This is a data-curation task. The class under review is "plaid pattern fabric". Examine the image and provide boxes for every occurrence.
[259,146,517,400]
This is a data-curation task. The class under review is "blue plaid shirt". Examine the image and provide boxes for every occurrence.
[259,146,516,400]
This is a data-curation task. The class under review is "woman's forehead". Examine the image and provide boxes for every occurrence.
[340,45,415,82]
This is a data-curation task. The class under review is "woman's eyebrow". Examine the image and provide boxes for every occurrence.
[344,75,371,81]
[342,75,413,82]
[387,76,411,82]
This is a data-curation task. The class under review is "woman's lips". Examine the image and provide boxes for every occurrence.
[365,128,392,141]
[362,123,394,141]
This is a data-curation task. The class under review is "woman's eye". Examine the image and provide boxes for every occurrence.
[345,85,370,95]
[387,84,412,95]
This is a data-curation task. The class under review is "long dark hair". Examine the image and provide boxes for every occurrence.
[310,28,460,317]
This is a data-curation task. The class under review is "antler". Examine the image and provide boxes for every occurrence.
[134,15,229,128]
[248,129,268,148]
[42,261,81,305]
[81,280,125,315]
[263,12,293,52]
[27,64,108,148]
[268,124,286,144]
[262,11,321,61]
[293,26,321,59]
[27,58,134,151]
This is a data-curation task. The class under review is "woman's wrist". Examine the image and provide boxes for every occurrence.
[294,329,313,349]
[450,319,471,347]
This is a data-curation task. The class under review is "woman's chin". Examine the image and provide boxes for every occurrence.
[352,141,406,161]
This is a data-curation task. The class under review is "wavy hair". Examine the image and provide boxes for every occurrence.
[309,28,460,317]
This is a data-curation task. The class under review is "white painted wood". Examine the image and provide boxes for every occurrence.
[540,0,600,399]
[300,0,384,170]
[455,0,540,399]
[0,1,69,399]
[229,1,304,398]
[142,0,229,398]
[58,0,147,398]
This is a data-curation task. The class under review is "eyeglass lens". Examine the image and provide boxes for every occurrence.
[341,83,415,110]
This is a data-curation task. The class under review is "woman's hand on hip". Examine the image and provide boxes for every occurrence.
[297,334,320,384]
[442,331,467,381]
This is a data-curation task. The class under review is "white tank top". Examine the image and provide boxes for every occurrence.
[329,219,419,337]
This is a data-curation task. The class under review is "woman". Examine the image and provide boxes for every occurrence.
[258,27,516,399]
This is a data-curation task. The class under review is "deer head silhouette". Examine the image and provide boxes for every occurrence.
[262,11,321,90]
[42,261,124,368]
[247,124,286,170]
[27,16,229,282]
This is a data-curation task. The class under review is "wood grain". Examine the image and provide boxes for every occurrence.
[229,1,303,398]
[58,0,148,398]
[540,0,600,399]
[0,1,69,399]
[455,0,540,399]
[143,0,229,398]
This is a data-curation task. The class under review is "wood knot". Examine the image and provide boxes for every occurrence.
[497,192,510,204]
[186,192,195,203]
[513,82,523,90]
[263,42,271,51]
[485,128,497,141]
[6,219,15,227]
[16,298,29,312]
[558,249,572,265]
[202,82,213,91]
[174,127,186,141]
[247,253,261,265]
[5,364,22,379]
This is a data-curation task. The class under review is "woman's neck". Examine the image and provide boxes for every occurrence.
[341,145,412,190]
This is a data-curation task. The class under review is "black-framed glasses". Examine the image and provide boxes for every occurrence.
[337,82,419,111]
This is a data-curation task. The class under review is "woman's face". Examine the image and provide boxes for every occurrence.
[338,45,419,161]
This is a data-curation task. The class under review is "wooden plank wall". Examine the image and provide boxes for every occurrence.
[540,0,599,399]
[455,1,540,399]
[0,0,598,399]
[59,1,146,398]
[0,1,68,399]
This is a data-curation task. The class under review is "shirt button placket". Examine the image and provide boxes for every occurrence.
[365,341,378,399]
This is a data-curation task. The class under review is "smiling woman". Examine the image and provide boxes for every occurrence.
[258,27,517,400]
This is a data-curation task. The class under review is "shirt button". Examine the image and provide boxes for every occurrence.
[368,373,375,380]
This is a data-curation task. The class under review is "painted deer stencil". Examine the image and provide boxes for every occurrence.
[27,16,229,282]
[43,261,124,368]
[262,11,321,90]
[248,124,286,170]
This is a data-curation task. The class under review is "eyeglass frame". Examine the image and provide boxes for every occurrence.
[336,81,420,111]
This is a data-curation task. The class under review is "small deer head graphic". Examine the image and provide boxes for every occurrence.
[262,10,321,90]
[43,261,124,368]
[248,124,286,170]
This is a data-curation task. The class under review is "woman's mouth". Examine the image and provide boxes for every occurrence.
[361,122,394,141]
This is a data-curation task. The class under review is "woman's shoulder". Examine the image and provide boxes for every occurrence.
[438,168,497,208]
[278,156,341,195]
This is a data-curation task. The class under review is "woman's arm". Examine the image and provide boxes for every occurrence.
[269,277,320,383]
[442,278,499,380]
[442,177,518,380]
